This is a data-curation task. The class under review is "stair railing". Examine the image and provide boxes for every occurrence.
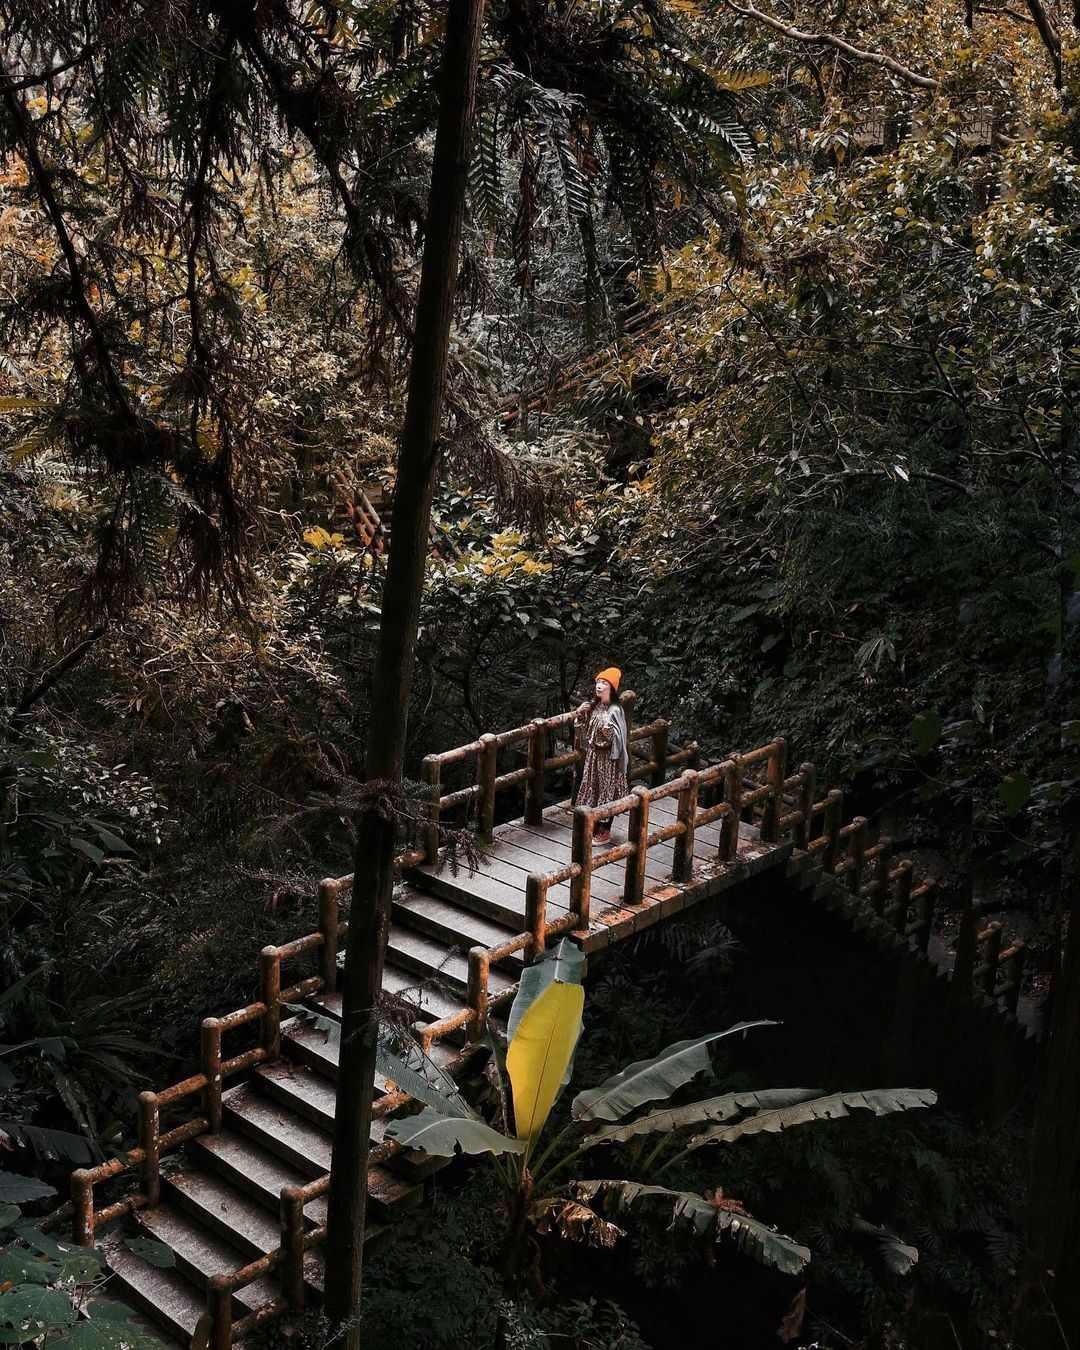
[70,926,341,1248]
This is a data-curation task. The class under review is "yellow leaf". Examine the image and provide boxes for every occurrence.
[506,980,584,1154]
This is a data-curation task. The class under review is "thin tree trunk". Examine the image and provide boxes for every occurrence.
[1021,849,1080,1345]
[321,0,486,1340]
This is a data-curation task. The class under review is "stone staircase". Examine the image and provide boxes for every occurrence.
[96,867,534,1343]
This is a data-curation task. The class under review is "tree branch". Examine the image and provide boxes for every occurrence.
[14,629,108,717]
[0,66,135,419]
[719,0,942,90]
[1023,0,1063,86]
[5,46,99,92]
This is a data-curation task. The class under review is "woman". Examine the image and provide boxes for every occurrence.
[573,667,630,843]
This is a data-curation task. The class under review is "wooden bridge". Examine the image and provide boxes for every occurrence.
[67,696,1033,1347]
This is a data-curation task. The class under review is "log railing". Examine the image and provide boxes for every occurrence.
[405,691,697,867]
[71,710,1024,1349]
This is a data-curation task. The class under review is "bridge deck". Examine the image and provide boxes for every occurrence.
[408,795,778,956]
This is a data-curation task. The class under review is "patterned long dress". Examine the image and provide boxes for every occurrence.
[574,704,629,809]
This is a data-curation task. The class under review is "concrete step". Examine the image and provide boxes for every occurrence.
[378,924,516,1000]
[220,1084,423,1223]
[163,1166,327,1298]
[222,1083,333,1177]
[407,860,527,929]
[254,1058,443,1184]
[190,1130,329,1227]
[277,1019,388,1090]
[101,1229,206,1344]
[392,888,525,968]
[135,1202,279,1317]
[321,961,469,1029]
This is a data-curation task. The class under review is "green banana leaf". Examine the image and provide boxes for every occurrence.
[385,1106,526,1157]
[571,1020,777,1123]
[685,1087,937,1152]
[577,1179,810,1276]
[376,1037,475,1120]
[580,1087,824,1147]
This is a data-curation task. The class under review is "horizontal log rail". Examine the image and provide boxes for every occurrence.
[71,926,339,1249]
[71,703,1030,1350]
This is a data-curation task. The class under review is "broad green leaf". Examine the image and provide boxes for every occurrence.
[571,1021,777,1123]
[581,1088,823,1147]
[851,1217,919,1275]
[63,1311,165,1350]
[577,1180,810,1275]
[0,1204,21,1228]
[506,980,585,1149]
[506,936,584,1045]
[89,825,134,855]
[384,1108,526,1158]
[122,1237,175,1268]
[685,1087,937,1152]
[0,1286,78,1332]
[376,1039,475,1120]
[0,1173,56,1204]
[0,1251,54,1285]
[998,772,1031,816]
[12,1225,101,1283]
[909,712,943,755]
[69,838,105,866]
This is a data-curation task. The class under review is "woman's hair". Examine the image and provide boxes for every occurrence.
[585,680,623,713]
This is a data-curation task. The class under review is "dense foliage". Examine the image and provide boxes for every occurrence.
[2,0,1076,1343]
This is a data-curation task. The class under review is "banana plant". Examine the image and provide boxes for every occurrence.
[381,937,937,1279]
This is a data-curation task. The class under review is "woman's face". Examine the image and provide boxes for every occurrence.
[595,678,613,704]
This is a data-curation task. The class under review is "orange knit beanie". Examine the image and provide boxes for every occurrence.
[595,666,621,692]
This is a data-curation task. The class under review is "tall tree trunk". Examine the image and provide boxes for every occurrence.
[322,0,486,1339]
[1021,842,1080,1346]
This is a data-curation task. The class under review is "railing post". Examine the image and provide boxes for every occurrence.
[477,733,497,843]
[280,1186,306,1311]
[872,838,893,916]
[672,770,699,884]
[760,737,788,843]
[467,947,490,1042]
[1001,943,1026,1014]
[795,762,816,849]
[317,880,339,995]
[137,1091,160,1208]
[201,1017,223,1133]
[892,859,914,933]
[914,879,936,954]
[525,874,547,964]
[208,1275,232,1350]
[261,947,282,1059]
[624,786,651,905]
[719,758,742,862]
[572,717,586,803]
[71,1171,94,1247]
[978,921,1003,997]
[847,817,869,895]
[620,689,636,737]
[822,789,843,872]
[570,806,594,928]
[650,722,668,787]
[421,755,441,863]
[525,719,547,826]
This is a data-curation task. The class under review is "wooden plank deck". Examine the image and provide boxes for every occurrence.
[409,796,782,955]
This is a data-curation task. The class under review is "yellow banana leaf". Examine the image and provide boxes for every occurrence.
[506,979,585,1154]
